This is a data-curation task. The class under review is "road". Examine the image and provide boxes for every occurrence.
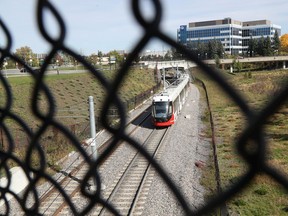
[0,68,87,77]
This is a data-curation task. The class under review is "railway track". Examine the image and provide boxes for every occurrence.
[96,127,169,216]
[38,161,90,215]
[29,105,166,215]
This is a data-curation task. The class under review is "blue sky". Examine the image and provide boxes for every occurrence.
[1,0,288,55]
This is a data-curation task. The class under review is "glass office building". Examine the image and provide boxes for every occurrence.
[177,18,281,55]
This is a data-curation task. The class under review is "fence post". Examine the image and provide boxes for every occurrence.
[0,128,3,150]
[134,96,137,109]
[89,96,97,160]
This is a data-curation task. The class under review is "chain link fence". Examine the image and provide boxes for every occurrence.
[0,0,288,215]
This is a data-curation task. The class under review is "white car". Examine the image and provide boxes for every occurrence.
[20,68,28,73]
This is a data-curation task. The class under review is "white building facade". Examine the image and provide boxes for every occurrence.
[177,18,281,55]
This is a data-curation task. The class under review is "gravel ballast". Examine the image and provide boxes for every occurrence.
[1,83,211,215]
[141,83,211,215]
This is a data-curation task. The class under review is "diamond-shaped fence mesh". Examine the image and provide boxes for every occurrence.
[0,0,288,215]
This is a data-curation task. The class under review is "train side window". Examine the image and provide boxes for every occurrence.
[168,101,173,115]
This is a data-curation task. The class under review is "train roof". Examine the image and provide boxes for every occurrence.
[153,74,189,102]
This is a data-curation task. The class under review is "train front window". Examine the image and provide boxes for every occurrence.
[153,101,170,118]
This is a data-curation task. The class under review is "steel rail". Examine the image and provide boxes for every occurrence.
[48,108,152,215]
[97,127,169,216]
[97,105,152,161]
[129,127,170,215]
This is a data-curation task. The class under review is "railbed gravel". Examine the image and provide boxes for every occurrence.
[141,84,210,215]
[2,83,211,215]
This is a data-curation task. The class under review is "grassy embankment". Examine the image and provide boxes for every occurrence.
[0,67,157,170]
[194,68,288,215]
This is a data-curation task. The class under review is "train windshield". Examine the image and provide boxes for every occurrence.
[152,101,172,118]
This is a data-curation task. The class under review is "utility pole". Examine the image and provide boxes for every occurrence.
[89,96,97,160]
[163,67,166,91]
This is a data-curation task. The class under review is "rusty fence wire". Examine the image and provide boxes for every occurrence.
[0,0,288,215]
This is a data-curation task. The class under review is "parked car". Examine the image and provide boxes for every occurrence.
[20,68,28,73]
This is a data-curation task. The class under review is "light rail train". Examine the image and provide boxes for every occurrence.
[152,74,190,127]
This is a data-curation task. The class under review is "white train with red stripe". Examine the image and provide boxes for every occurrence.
[152,74,190,127]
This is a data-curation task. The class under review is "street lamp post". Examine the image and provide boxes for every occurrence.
[89,96,97,160]
[56,60,59,75]
[4,60,8,78]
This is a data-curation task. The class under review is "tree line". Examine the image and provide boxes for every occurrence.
[171,31,282,61]
[246,31,281,57]
[1,47,129,70]
[2,32,288,70]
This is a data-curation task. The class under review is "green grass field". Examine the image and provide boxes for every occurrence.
[194,68,288,215]
[1,68,156,126]
[0,67,157,169]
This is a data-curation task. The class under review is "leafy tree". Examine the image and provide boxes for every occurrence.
[272,30,281,54]
[280,34,288,53]
[87,53,98,65]
[15,46,35,67]
[232,57,243,72]
[52,50,73,66]
[247,36,257,57]
[198,41,209,59]
[207,39,224,59]
[249,35,275,57]
[53,52,64,66]
[97,50,103,65]
[108,50,124,63]
[216,40,225,58]
[234,60,243,72]
[256,36,265,56]
[171,47,183,60]
[183,39,224,60]
[214,55,220,68]
[232,58,237,69]
[208,40,217,59]
[97,50,103,57]
[263,36,273,56]
[164,50,173,61]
